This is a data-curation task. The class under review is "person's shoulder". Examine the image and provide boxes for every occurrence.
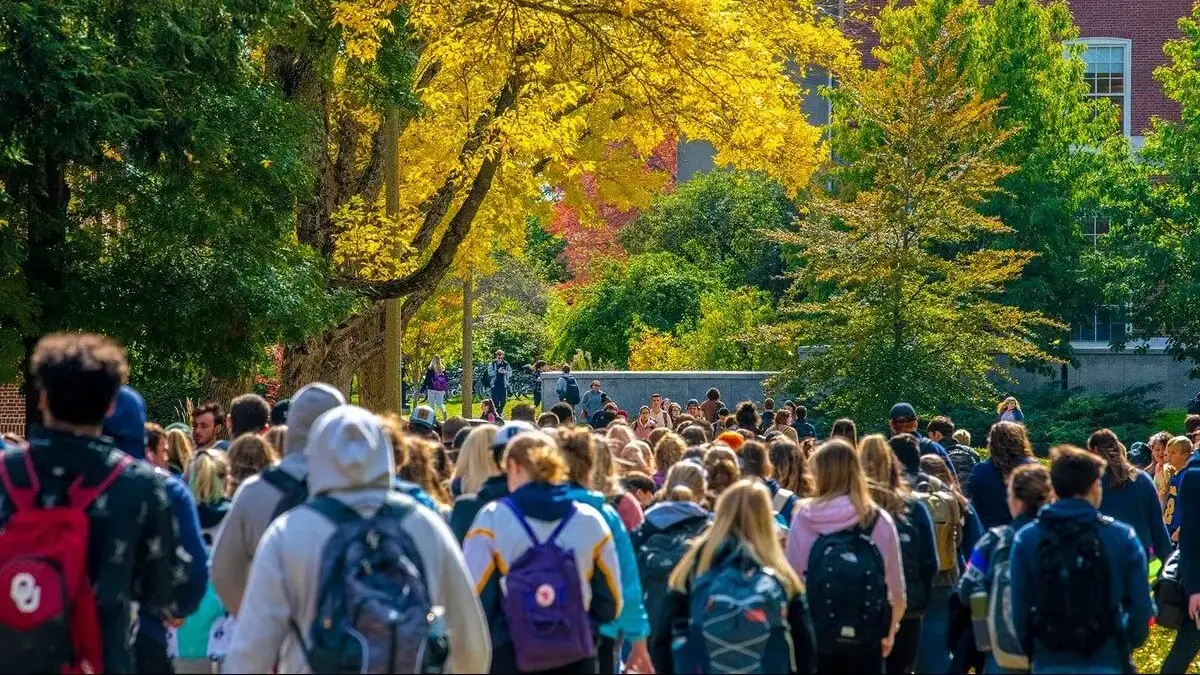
[1097,514,1141,548]
[570,502,612,536]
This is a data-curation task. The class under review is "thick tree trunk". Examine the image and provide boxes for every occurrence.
[279,304,385,398]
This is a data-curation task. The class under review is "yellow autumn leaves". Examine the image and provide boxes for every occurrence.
[325,0,853,284]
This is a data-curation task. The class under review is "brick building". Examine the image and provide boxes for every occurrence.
[0,385,24,436]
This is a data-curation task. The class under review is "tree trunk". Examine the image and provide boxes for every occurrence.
[279,304,384,398]
[461,274,474,418]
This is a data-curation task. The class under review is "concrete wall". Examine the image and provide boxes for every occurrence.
[541,371,776,413]
[1009,347,1198,407]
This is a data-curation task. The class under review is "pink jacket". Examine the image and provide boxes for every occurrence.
[786,495,907,636]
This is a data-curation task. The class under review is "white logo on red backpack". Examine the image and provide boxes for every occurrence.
[10,572,41,613]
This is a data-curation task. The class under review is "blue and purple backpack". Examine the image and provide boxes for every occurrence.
[501,497,595,671]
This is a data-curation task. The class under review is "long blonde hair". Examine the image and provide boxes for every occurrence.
[591,437,619,496]
[165,429,194,474]
[187,450,230,504]
[811,438,876,526]
[859,434,909,516]
[668,480,802,596]
[452,425,500,495]
[997,396,1021,415]
[429,355,444,373]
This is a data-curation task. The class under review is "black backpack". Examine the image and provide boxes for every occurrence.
[261,467,309,520]
[892,498,931,617]
[946,444,981,482]
[634,515,710,641]
[563,377,581,405]
[806,510,891,654]
[1154,549,1185,630]
[1030,515,1119,655]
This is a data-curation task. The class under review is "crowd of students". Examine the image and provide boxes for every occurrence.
[4,335,1200,674]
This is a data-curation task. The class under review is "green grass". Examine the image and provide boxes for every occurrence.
[1135,625,1199,673]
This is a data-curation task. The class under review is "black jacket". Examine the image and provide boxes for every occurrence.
[0,429,185,673]
[450,474,510,543]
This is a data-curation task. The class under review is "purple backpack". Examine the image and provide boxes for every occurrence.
[501,498,595,671]
[431,371,448,392]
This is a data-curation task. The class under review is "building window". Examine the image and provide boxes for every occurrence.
[1074,38,1132,138]
[1082,213,1110,248]
[1072,305,1129,343]
[1073,213,1129,343]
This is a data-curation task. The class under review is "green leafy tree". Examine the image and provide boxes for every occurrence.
[776,6,1062,424]
[550,252,719,367]
[525,217,570,285]
[621,170,794,298]
[873,0,1121,363]
[628,287,792,371]
[1091,5,1200,376]
[0,0,344,415]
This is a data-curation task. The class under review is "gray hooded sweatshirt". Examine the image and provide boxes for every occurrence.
[222,405,490,674]
[211,382,345,614]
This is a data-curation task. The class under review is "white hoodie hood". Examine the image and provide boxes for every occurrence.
[283,382,345,457]
[305,404,394,496]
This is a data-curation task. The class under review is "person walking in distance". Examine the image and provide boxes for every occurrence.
[0,333,187,673]
[423,356,450,420]
[487,349,511,417]
[579,379,605,424]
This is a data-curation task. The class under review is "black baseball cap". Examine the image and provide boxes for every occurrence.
[889,402,917,423]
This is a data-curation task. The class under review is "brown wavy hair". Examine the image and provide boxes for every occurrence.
[770,438,813,497]
[988,421,1033,480]
[1087,428,1136,487]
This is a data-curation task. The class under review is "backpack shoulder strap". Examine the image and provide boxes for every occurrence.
[0,450,36,511]
[307,495,363,527]
[854,508,881,537]
[262,465,303,492]
[501,497,540,545]
[546,505,578,544]
[69,453,135,510]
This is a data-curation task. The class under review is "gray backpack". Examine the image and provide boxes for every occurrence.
[291,494,448,674]
[986,526,1029,670]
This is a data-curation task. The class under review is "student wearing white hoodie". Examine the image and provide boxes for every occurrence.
[222,405,490,674]
[211,382,344,614]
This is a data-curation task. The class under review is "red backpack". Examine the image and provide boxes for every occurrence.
[0,451,133,674]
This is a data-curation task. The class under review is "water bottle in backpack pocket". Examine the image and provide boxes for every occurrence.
[805,510,891,654]
[500,498,595,672]
[290,495,448,674]
[676,554,795,674]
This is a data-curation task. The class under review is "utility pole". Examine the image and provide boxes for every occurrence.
[383,109,403,413]
[461,273,474,418]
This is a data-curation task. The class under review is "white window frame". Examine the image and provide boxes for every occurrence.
[1068,37,1133,139]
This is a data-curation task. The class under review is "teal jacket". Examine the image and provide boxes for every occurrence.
[175,585,227,659]
[565,482,650,640]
